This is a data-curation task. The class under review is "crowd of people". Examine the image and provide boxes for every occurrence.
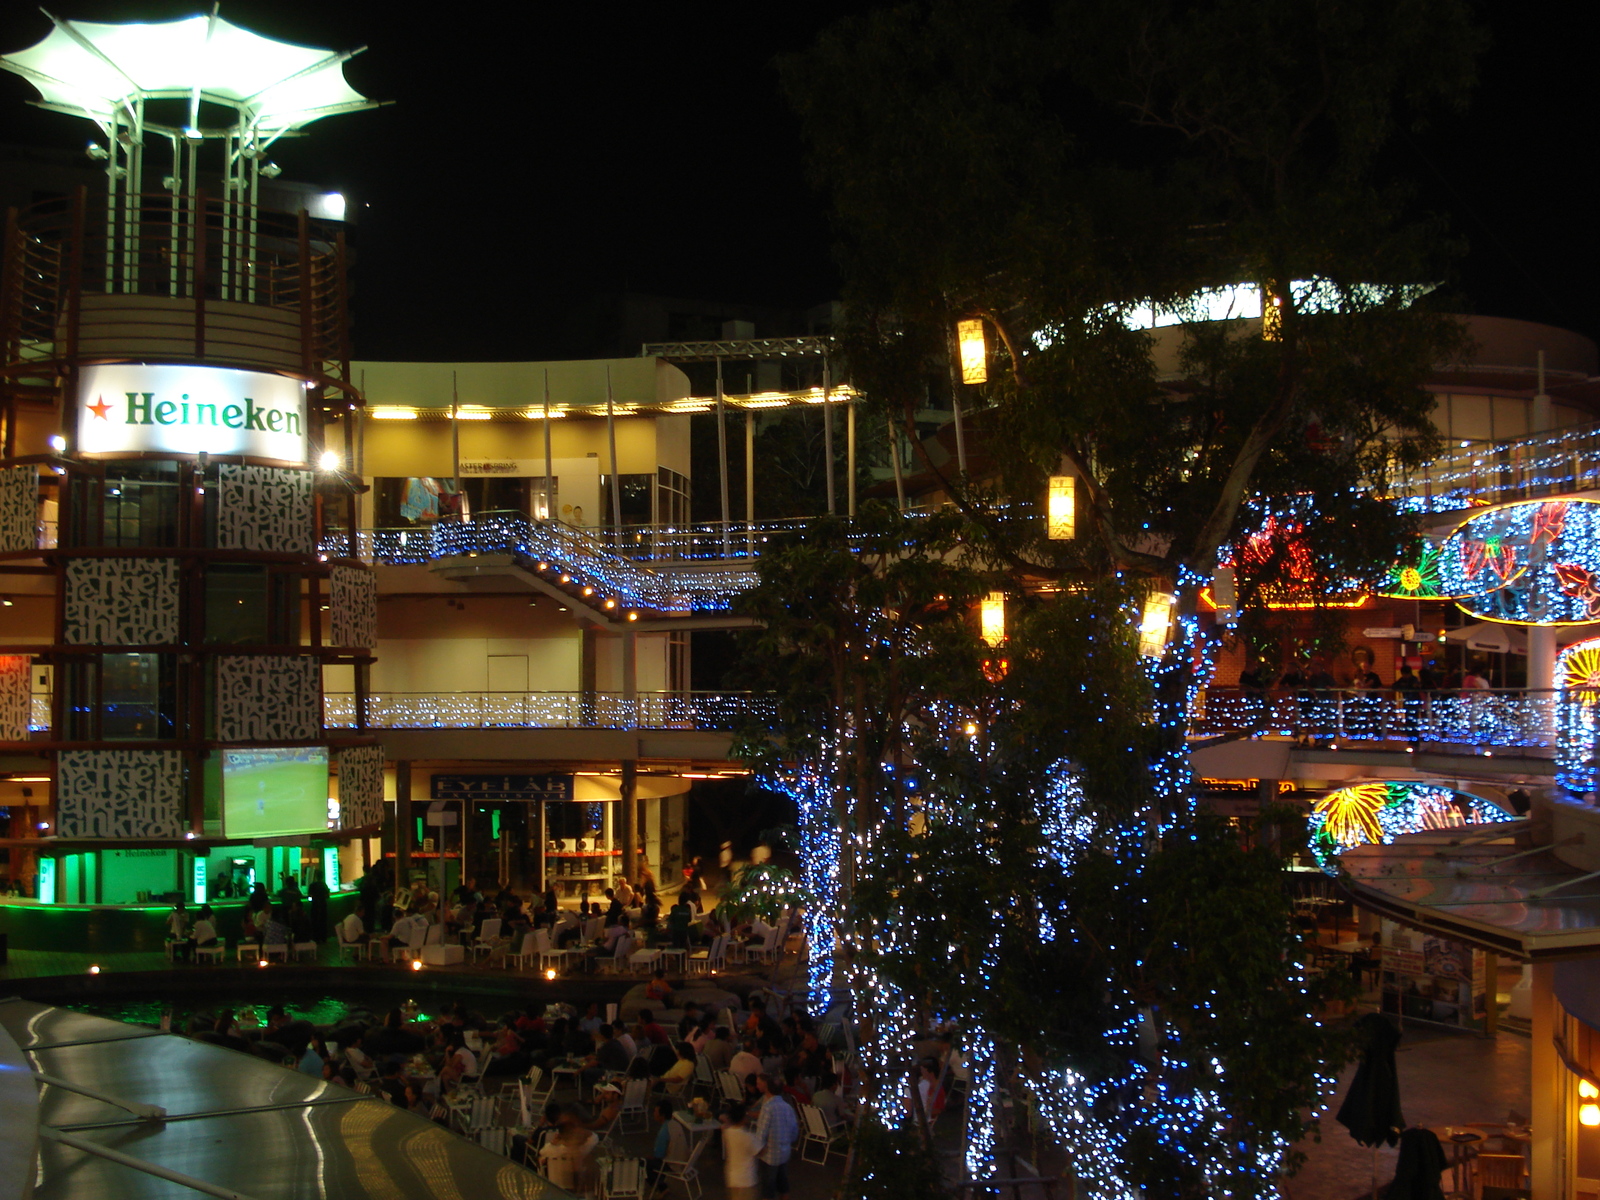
[167,982,874,1198]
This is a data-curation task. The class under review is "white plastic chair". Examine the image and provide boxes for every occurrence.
[606,1156,646,1200]
[507,929,538,971]
[597,936,634,975]
[618,1076,651,1132]
[691,1054,714,1097]
[194,942,225,964]
[261,941,289,963]
[800,1102,846,1164]
[715,1070,742,1105]
[471,918,503,962]
[646,1128,710,1200]
[293,940,319,962]
[336,924,372,962]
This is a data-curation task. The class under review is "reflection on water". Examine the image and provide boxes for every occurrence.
[66,993,447,1029]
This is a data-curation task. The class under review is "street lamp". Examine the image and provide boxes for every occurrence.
[957,319,987,385]
[1047,475,1075,540]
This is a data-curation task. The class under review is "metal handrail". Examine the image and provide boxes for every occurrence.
[323,690,773,731]
[1192,685,1562,750]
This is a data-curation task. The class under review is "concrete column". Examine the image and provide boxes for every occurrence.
[621,761,638,886]
[395,760,411,885]
[1531,961,1560,1199]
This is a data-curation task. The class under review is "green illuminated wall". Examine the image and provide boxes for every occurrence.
[100,849,178,904]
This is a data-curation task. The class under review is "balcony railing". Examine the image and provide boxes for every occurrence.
[323,691,773,732]
[1384,421,1600,513]
[1191,687,1559,752]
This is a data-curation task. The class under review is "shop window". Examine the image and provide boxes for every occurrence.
[599,474,654,526]
[63,652,178,740]
[204,565,294,644]
[68,465,181,548]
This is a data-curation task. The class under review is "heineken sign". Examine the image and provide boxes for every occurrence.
[76,364,308,464]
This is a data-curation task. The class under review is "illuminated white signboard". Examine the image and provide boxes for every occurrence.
[76,364,308,464]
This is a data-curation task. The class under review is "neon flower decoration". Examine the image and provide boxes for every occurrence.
[1556,637,1600,794]
[1436,498,1600,625]
[1207,499,1367,609]
[1307,782,1514,873]
[1375,537,1454,599]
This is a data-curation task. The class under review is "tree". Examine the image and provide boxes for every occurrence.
[750,1,1485,1195]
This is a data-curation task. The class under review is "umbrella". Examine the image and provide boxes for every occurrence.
[1336,1012,1406,1200]
[1439,622,1527,655]
[1337,1012,1406,1146]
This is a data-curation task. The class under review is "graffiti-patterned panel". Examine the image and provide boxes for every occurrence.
[336,743,385,830]
[329,565,377,649]
[0,465,38,553]
[216,655,321,741]
[216,464,314,554]
[57,749,187,838]
[0,655,30,742]
[64,558,180,644]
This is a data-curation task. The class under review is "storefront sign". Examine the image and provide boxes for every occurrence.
[77,364,308,463]
[430,773,573,801]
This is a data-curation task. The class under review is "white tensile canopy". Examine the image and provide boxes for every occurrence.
[0,12,374,136]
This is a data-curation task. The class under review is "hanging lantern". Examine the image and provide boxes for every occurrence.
[1047,475,1076,540]
[957,319,988,385]
[1261,283,1284,342]
[980,591,1006,647]
[1582,1104,1600,1128]
[1139,591,1175,658]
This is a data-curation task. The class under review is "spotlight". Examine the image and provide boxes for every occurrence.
[318,450,341,471]
[88,964,101,974]
[411,959,423,971]
[259,959,269,968]
[1,597,12,607]
[260,161,282,178]
[49,435,67,453]
[544,968,557,981]
[626,612,638,622]
[86,142,108,161]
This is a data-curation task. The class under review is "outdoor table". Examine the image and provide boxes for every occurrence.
[657,947,688,975]
[673,1110,722,1153]
[550,1058,583,1094]
[629,948,662,972]
[1431,1126,1485,1195]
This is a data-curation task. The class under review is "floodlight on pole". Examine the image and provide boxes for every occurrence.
[957,319,988,385]
[1047,475,1076,540]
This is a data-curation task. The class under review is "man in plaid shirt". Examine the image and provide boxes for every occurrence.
[754,1073,798,1200]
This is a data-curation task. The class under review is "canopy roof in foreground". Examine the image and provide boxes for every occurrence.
[1339,820,1600,961]
[0,998,564,1200]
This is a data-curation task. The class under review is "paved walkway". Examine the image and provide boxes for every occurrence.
[1284,1023,1530,1200]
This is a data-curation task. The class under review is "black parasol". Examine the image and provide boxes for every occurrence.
[1337,1012,1406,1147]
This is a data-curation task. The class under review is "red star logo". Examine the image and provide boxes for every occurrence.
[87,395,112,421]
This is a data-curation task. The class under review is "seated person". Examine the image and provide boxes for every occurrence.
[339,905,369,948]
[167,900,194,960]
[637,1009,670,1046]
[646,1098,689,1181]
[581,1024,630,1089]
[660,1043,696,1095]
[191,905,219,948]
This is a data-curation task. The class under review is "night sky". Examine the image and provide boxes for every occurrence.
[1,3,1595,362]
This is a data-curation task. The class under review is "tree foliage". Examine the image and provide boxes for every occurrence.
[750,3,1484,1195]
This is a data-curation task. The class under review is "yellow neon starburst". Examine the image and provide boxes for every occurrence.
[1313,783,1388,849]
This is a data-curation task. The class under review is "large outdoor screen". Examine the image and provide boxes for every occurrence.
[222,746,329,838]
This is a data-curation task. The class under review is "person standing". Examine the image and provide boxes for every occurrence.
[753,1074,797,1200]
[307,871,330,942]
[720,1102,760,1200]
